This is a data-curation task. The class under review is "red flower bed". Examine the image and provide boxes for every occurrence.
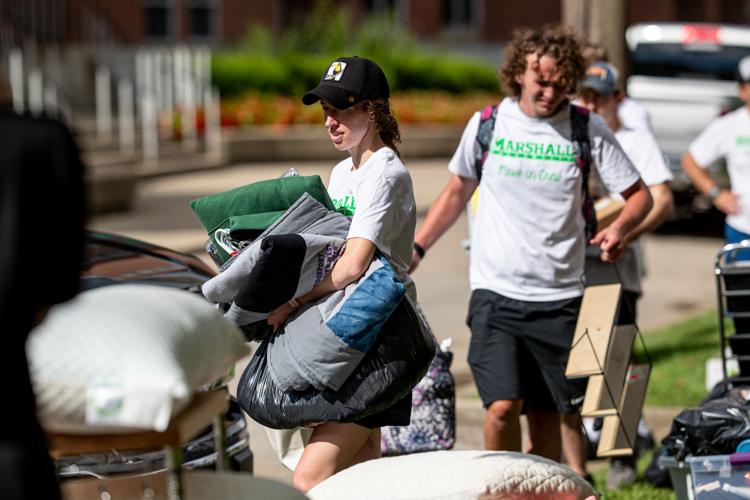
[220,91,504,127]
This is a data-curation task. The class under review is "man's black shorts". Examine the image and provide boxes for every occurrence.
[467,289,584,413]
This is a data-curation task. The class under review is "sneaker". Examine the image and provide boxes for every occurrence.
[606,459,637,490]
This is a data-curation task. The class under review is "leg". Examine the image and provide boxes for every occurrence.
[526,408,562,460]
[521,296,584,464]
[561,412,588,476]
[484,399,523,451]
[350,428,381,466]
[466,291,526,451]
[292,423,372,492]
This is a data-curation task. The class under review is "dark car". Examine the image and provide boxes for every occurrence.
[56,231,253,481]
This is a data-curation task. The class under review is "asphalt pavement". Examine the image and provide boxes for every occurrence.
[90,158,725,484]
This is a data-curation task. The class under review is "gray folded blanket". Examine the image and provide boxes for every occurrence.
[267,256,405,392]
[202,193,406,391]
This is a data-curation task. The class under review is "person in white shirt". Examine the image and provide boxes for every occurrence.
[683,55,750,256]
[411,26,652,468]
[618,95,652,131]
[577,61,674,489]
[581,62,674,297]
[266,56,417,493]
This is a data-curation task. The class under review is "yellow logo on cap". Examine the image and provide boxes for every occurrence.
[324,61,347,81]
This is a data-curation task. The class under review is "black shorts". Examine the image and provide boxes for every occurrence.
[355,392,412,429]
[467,289,584,413]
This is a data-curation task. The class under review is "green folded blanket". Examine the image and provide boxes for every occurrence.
[190,175,335,262]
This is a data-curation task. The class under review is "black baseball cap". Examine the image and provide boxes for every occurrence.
[302,56,390,110]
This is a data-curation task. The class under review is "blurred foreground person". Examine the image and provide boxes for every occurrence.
[0,77,86,498]
[411,26,651,469]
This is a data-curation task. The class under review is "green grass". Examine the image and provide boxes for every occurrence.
[636,310,726,407]
[591,454,676,499]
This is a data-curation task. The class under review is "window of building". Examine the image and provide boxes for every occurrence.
[143,1,171,39]
[189,6,211,36]
[188,0,218,39]
[364,0,398,13]
[442,0,475,27]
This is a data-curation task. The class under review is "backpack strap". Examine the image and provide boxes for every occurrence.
[569,104,597,241]
[473,104,498,183]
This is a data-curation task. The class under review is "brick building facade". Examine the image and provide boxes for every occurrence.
[3,0,750,50]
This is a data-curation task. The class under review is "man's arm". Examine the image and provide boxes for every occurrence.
[410,174,478,272]
[624,182,674,243]
[682,152,739,215]
[590,179,652,262]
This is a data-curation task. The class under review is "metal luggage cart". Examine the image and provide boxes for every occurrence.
[715,240,750,381]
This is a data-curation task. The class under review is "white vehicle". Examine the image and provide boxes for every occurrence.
[626,22,750,215]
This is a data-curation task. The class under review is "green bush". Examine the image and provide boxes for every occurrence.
[388,54,498,93]
[212,53,292,95]
[213,52,497,97]
[212,3,499,97]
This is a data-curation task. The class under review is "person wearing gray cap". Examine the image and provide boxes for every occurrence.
[266,56,417,493]
[683,55,750,258]
[577,61,674,489]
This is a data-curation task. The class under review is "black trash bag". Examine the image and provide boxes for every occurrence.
[661,399,750,461]
[237,299,437,429]
[702,379,750,405]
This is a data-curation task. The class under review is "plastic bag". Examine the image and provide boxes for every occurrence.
[662,399,750,461]
[237,299,436,429]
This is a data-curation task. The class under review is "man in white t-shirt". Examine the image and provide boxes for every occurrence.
[579,61,674,489]
[684,55,750,254]
[410,27,653,468]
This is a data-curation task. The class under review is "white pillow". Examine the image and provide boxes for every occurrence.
[308,450,596,500]
[27,285,249,433]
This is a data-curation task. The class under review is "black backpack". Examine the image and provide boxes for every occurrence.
[472,102,597,239]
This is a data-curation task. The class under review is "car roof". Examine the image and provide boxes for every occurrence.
[627,22,750,50]
[82,231,215,292]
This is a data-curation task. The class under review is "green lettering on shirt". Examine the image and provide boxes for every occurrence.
[491,138,574,162]
[332,195,356,216]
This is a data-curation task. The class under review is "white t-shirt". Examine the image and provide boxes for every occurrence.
[327,147,417,281]
[587,124,673,294]
[689,106,750,234]
[618,97,652,131]
[449,97,640,301]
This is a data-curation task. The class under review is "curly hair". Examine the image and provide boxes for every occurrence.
[500,25,586,98]
[363,98,402,158]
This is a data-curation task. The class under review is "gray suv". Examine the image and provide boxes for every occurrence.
[626,22,750,216]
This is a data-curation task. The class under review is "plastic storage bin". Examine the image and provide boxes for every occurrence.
[658,456,694,500]
[688,453,750,499]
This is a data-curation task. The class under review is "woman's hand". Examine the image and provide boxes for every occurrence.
[267,302,297,332]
